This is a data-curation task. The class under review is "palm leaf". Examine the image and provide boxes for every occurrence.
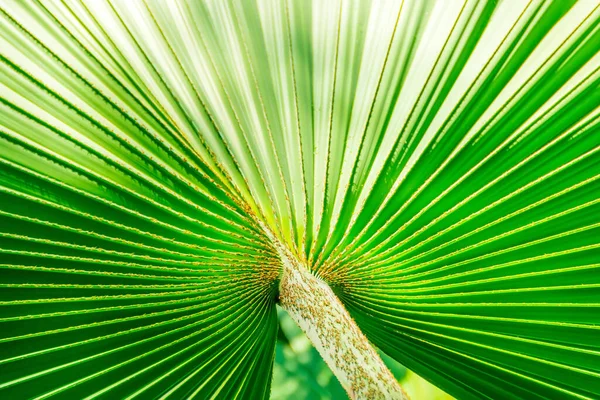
[1,0,599,398]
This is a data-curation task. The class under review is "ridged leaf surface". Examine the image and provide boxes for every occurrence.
[1,0,599,399]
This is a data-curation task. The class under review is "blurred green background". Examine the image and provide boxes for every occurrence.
[272,307,454,399]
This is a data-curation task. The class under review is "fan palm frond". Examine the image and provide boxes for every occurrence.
[1,0,599,398]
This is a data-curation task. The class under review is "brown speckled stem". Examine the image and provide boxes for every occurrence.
[274,242,408,400]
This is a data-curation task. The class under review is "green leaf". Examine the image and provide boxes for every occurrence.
[1,0,599,399]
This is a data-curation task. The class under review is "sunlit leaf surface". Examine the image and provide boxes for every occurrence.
[1,0,599,398]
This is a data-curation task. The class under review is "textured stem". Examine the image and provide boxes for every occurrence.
[275,245,407,399]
